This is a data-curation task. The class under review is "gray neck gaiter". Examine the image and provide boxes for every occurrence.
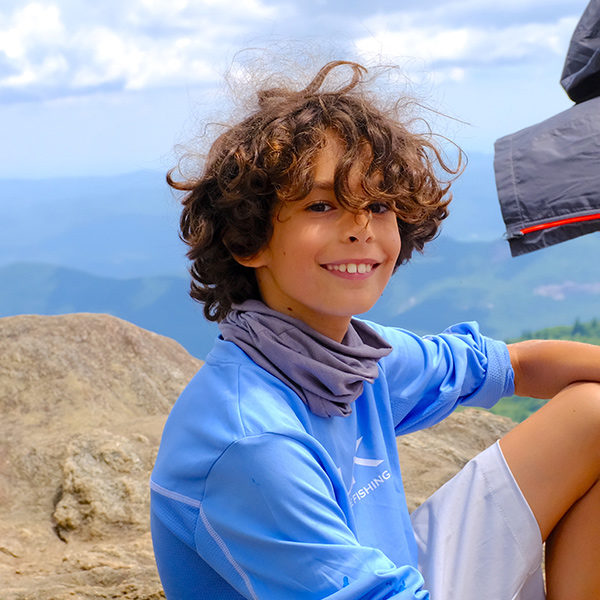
[218,300,392,418]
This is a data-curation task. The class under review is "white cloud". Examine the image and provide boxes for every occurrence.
[0,0,587,102]
[0,3,64,60]
[126,0,277,28]
[534,281,600,301]
[68,26,217,91]
[0,0,281,101]
[355,12,579,82]
[0,3,71,92]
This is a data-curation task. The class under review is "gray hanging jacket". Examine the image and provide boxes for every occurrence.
[493,0,600,256]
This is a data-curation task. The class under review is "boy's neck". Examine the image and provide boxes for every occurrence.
[264,300,352,343]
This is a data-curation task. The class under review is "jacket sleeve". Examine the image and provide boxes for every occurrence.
[187,432,429,600]
[371,321,514,435]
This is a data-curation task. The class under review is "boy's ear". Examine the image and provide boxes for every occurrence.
[233,248,270,269]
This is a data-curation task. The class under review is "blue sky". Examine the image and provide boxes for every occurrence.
[0,0,591,178]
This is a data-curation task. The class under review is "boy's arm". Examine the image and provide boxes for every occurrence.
[508,339,600,399]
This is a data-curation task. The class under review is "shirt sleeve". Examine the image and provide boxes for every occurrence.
[369,321,514,435]
[187,432,429,600]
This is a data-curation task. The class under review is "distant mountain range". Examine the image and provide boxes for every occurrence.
[2,231,599,358]
[2,164,599,358]
[0,262,218,358]
[363,233,600,340]
[1,153,504,279]
[2,170,188,278]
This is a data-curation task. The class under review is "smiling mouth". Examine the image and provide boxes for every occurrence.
[324,262,377,274]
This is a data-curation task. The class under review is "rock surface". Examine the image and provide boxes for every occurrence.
[0,313,515,599]
[398,408,516,512]
[1,314,202,600]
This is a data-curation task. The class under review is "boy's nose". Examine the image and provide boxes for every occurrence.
[344,210,372,243]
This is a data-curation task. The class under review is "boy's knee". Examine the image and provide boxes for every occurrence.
[564,380,600,405]
[555,381,600,459]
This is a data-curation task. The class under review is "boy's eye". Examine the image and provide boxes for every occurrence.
[307,201,333,213]
[367,202,390,214]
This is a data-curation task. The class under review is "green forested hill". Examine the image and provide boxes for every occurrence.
[509,318,600,345]
[488,317,600,422]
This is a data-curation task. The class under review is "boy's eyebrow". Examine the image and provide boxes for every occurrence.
[311,181,335,191]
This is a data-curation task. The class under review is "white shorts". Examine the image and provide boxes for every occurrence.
[410,441,545,600]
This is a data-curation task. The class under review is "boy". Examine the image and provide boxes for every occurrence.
[151,61,600,599]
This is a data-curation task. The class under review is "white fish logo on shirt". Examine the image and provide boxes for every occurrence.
[334,437,384,492]
[353,436,384,468]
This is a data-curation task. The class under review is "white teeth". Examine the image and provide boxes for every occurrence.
[326,263,373,273]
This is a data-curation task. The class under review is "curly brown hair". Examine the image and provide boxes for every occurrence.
[169,60,461,322]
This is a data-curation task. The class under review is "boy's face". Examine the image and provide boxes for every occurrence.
[239,132,401,341]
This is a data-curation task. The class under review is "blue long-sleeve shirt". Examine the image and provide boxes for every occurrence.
[150,321,514,599]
